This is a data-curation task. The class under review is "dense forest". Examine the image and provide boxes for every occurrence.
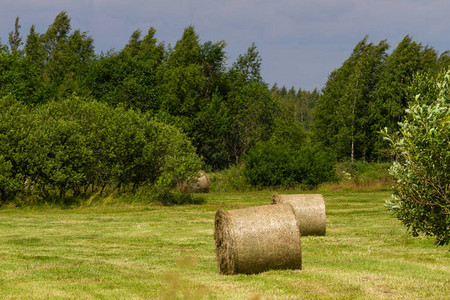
[1,12,449,202]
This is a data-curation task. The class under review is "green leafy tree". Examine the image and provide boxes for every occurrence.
[437,51,450,72]
[24,25,46,71]
[24,11,95,98]
[23,99,92,197]
[8,17,23,55]
[123,27,165,66]
[159,26,206,129]
[231,43,262,84]
[87,51,160,112]
[0,52,47,105]
[225,82,277,164]
[0,18,46,105]
[200,40,227,94]
[383,71,450,245]
[314,36,388,161]
[222,44,277,164]
[189,93,230,169]
[372,36,422,140]
[272,86,319,133]
[158,26,233,169]
[5,95,203,200]
[0,96,31,202]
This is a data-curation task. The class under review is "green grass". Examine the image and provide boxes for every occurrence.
[0,191,449,299]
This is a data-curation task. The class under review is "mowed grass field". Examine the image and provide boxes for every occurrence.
[0,190,449,299]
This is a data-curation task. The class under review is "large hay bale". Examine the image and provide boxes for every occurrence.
[272,193,326,236]
[214,204,302,275]
[178,171,210,193]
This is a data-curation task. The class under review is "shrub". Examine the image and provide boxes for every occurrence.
[0,96,32,202]
[383,71,450,245]
[244,141,335,188]
[336,161,392,183]
[0,96,202,204]
[209,164,250,192]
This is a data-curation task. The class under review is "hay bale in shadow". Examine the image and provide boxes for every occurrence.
[272,193,326,236]
[178,171,210,193]
[214,204,302,275]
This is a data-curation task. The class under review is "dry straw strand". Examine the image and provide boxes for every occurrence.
[214,204,302,275]
[272,193,326,236]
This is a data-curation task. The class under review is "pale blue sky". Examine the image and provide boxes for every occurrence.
[1,0,449,91]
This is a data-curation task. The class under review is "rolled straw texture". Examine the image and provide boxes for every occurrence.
[177,171,210,193]
[272,193,326,236]
[214,204,302,275]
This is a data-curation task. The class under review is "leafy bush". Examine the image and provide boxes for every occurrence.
[0,53,47,105]
[336,161,392,183]
[383,71,450,245]
[0,96,32,202]
[244,141,335,187]
[209,164,250,192]
[0,96,202,204]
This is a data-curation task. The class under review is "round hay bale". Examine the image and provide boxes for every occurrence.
[214,204,302,275]
[178,171,210,193]
[272,193,326,236]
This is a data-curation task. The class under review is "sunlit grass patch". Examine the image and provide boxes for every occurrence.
[0,190,448,299]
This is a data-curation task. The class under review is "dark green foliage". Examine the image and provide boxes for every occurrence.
[0,96,202,203]
[86,51,160,112]
[157,27,276,169]
[271,86,319,132]
[0,53,47,105]
[2,12,449,197]
[36,12,94,98]
[383,71,450,245]
[1,12,282,174]
[189,93,231,170]
[372,36,422,138]
[0,96,31,202]
[8,17,23,55]
[86,27,165,112]
[314,35,449,162]
[231,43,262,84]
[314,36,388,161]
[24,25,45,69]
[244,141,335,187]
[224,82,277,164]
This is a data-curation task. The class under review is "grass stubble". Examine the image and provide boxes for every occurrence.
[0,190,448,299]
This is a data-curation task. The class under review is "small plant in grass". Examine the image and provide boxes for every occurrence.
[335,160,392,188]
[208,164,251,192]
[382,71,450,246]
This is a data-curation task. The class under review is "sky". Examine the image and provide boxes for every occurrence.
[1,0,449,91]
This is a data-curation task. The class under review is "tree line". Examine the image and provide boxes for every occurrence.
[313,35,450,162]
[1,12,449,199]
[0,12,279,171]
